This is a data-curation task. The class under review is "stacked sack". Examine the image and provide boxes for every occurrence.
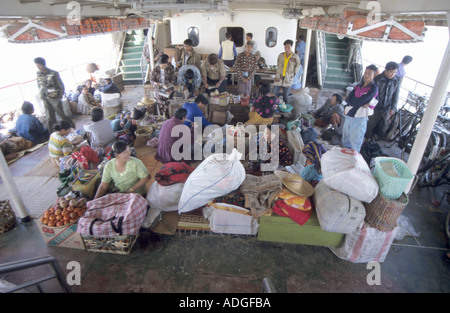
[317,147,399,263]
[142,162,196,228]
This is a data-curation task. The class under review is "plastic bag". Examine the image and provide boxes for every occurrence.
[321,147,379,203]
[288,88,312,119]
[394,215,421,240]
[178,149,246,213]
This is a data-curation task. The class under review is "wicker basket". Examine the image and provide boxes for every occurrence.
[364,192,409,232]
[82,234,139,254]
[373,157,413,199]
[103,103,123,118]
[134,126,154,147]
[0,200,15,234]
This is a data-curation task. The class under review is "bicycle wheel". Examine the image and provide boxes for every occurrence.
[418,162,449,187]
[445,208,450,242]
[418,132,440,173]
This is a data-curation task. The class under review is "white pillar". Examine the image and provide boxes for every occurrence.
[405,19,450,192]
[302,28,312,88]
[0,150,29,221]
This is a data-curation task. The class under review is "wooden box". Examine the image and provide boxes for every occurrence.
[257,210,345,247]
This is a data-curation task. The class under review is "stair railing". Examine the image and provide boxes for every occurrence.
[114,31,127,75]
[315,31,328,87]
[352,41,364,83]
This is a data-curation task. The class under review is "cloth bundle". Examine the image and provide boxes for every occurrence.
[240,174,282,217]
[272,189,312,225]
[71,146,100,170]
[154,162,196,186]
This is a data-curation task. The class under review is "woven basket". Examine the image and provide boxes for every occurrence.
[103,103,123,118]
[82,234,139,254]
[0,200,15,234]
[134,126,154,147]
[373,157,413,199]
[364,192,409,232]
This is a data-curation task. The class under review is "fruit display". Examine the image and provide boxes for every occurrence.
[40,197,88,227]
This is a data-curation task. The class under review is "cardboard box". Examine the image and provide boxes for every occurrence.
[36,219,85,250]
[257,210,344,247]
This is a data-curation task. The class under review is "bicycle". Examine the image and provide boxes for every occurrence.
[418,148,450,187]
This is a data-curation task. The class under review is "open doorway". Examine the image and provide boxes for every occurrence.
[219,27,244,48]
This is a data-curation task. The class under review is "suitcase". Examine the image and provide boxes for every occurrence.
[313,180,366,234]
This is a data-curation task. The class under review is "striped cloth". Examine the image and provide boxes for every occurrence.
[48,131,73,158]
[77,193,148,237]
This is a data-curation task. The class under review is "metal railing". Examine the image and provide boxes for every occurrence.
[315,31,328,87]
[0,256,71,293]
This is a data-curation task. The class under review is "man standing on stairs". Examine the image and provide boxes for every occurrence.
[365,61,401,141]
[345,39,361,72]
[177,39,202,73]
[295,35,306,65]
[34,57,75,133]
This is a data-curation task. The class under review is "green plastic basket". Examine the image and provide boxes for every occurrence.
[373,157,413,200]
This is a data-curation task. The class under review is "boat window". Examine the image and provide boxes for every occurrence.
[187,27,199,46]
[265,27,277,48]
[219,27,244,47]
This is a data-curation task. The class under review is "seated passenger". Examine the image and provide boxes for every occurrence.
[313,93,344,128]
[48,120,74,167]
[177,65,202,98]
[99,77,121,96]
[94,140,151,199]
[111,112,132,134]
[77,86,99,115]
[201,53,227,94]
[83,108,116,149]
[182,94,211,130]
[257,125,293,168]
[155,108,189,164]
[14,101,49,144]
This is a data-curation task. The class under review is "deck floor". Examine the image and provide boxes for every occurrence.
[0,85,449,294]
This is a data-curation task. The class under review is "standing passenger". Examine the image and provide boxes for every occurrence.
[219,32,238,85]
[273,40,301,104]
[34,57,75,132]
[342,65,379,152]
[235,42,257,97]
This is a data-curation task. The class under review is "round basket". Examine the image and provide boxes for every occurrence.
[0,200,16,234]
[135,126,154,138]
[364,192,409,232]
[373,157,413,200]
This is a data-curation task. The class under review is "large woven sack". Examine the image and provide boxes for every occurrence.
[178,149,246,213]
[321,147,379,203]
[330,222,398,263]
[77,193,147,237]
[147,182,184,212]
[288,89,312,119]
[314,180,365,234]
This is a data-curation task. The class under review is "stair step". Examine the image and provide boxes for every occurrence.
[120,65,142,73]
[121,52,142,60]
[326,68,354,77]
[122,72,143,79]
[326,47,347,55]
[125,34,145,41]
[124,40,146,47]
[327,54,348,62]
[121,59,141,66]
[123,46,144,54]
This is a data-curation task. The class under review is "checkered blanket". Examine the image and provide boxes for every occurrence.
[77,193,148,237]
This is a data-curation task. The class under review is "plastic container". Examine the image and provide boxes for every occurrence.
[373,157,413,199]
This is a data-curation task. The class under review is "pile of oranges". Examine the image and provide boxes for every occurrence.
[40,197,88,227]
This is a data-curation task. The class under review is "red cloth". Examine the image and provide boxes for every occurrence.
[272,199,312,226]
[72,146,100,169]
[155,162,196,186]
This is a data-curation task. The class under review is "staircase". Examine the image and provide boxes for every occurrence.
[119,30,146,85]
[322,34,355,90]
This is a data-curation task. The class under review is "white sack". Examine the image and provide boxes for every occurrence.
[178,149,246,213]
[147,182,184,212]
[288,88,313,119]
[321,147,379,203]
[203,203,259,235]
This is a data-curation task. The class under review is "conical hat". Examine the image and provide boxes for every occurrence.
[273,170,314,197]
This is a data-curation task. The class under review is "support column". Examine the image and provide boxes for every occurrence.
[302,28,312,88]
[0,150,30,222]
[405,17,450,193]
